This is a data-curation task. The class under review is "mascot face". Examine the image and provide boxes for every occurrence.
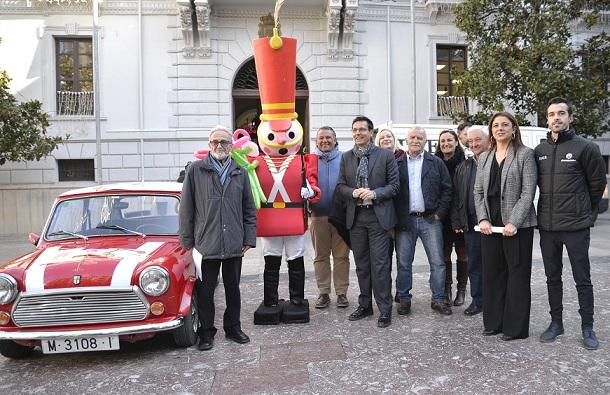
[257,119,304,157]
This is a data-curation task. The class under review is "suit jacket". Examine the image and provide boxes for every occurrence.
[474,144,537,229]
[394,151,453,231]
[336,145,399,231]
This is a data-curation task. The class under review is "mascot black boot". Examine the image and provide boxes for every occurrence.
[282,257,309,323]
[254,255,283,325]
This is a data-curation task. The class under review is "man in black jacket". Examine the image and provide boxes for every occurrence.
[179,126,257,351]
[394,127,453,316]
[451,127,489,316]
[535,97,607,350]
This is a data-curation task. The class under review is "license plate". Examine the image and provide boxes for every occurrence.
[41,335,120,354]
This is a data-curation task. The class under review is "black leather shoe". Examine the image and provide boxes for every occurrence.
[197,336,214,351]
[225,329,250,344]
[431,302,452,315]
[540,321,564,343]
[482,329,500,336]
[397,301,412,315]
[348,306,373,321]
[464,303,483,316]
[377,313,391,328]
[582,329,599,350]
[501,334,521,341]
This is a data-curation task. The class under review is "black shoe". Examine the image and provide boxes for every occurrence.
[582,329,599,350]
[453,289,466,306]
[464,303,483,316]
[348,306,373,321]
[197,336,214,351]
[501,334,521,341]
[482,329,500,336]
[431,302,452,315]
[397,301,412,315]
[539,321,564,343]
[377,313,391,328]
[225,329,250,344]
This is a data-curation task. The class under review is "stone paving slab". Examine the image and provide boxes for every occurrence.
[1,213,609,394]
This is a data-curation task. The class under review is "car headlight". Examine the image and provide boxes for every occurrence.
[0,274,18,305]
[139,266,170,296]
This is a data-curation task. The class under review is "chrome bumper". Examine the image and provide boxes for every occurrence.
[0,318,183,340]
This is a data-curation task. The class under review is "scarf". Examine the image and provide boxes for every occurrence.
[210,156,233,185]
[314,147,341,162]
[352,142,374,189]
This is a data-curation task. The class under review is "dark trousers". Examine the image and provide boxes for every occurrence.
[481,227,534,338]
[540,229,594,329]
[197,257,243,337]
[443,227,468,290]
[464,230,482,306]
[349,207,392,315]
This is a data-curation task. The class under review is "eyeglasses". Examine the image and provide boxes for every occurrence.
[352,128,370,133]
[209,140,232,148]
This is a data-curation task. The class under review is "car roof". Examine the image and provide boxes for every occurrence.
[58,182,183,198]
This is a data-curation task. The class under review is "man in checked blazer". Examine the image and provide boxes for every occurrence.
[336,116,400,328]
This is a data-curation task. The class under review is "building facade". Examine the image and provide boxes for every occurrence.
[0,0,608,234]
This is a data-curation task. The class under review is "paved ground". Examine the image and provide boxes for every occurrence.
[1,213,609,394]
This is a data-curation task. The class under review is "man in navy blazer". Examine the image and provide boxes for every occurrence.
[394,127,453,316]
[336,116,400,328]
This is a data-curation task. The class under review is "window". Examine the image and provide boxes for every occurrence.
[55,37,94,116]
[57,159,95,182]
[436,45,467,117]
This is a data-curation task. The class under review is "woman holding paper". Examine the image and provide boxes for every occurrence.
[474,112,537,341]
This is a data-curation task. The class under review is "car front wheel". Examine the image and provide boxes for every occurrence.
[172,292,199,347]
[0,340,34,359]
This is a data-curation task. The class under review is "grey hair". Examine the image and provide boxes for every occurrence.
[467,126,488,138]
[209,125,232,140]
[407,126,427,139]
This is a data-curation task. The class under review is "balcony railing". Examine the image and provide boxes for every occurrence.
[437,96,468,118]
[56,91,94,116]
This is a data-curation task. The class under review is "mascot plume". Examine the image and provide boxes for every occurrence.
[252,0,320,325]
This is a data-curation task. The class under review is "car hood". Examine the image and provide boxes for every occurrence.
[11,239,168,292]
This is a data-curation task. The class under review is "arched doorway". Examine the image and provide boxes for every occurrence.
[232,58,310,152]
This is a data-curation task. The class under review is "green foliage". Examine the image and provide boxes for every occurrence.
[0,54,64,165]
[453,0,610,136]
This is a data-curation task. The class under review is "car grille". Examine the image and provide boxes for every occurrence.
[12,289,149,327]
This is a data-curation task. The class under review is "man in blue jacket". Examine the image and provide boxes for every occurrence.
[309,126,351,309]
[394,127,453,316]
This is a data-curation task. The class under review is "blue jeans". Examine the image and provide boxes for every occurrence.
[464,229,483,306]
[395,216,445,303]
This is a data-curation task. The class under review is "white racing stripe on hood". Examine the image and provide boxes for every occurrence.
[110,242,165,288]
[25,246,62,293]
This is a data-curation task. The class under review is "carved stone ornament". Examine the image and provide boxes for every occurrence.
[342,1,358,59]
[327,1,341,59]
[258,13,280,38]
[176,0,211,58]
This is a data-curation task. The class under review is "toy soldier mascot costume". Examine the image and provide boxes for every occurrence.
[252,0,320,325]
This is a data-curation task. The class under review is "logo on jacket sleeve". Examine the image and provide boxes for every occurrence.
[561,152,576,162]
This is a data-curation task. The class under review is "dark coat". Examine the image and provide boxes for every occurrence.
[535,129,607,231]
[451,157,477,232]
[179,156,256,259]
[394,151,453,231]
[336,145,400,231]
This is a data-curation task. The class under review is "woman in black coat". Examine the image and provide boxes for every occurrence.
[435,130,468,305]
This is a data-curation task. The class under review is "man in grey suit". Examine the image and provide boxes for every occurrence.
[336,116,400,328]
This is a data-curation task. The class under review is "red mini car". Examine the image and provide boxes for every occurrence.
[0,182,198,358]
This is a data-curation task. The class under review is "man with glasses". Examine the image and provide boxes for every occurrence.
[336,116,399,328]
[179,125,256,351]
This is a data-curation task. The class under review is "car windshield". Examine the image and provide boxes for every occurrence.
[45,194,180,240]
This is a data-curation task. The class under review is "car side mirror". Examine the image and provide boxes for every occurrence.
[28,232,40,246]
